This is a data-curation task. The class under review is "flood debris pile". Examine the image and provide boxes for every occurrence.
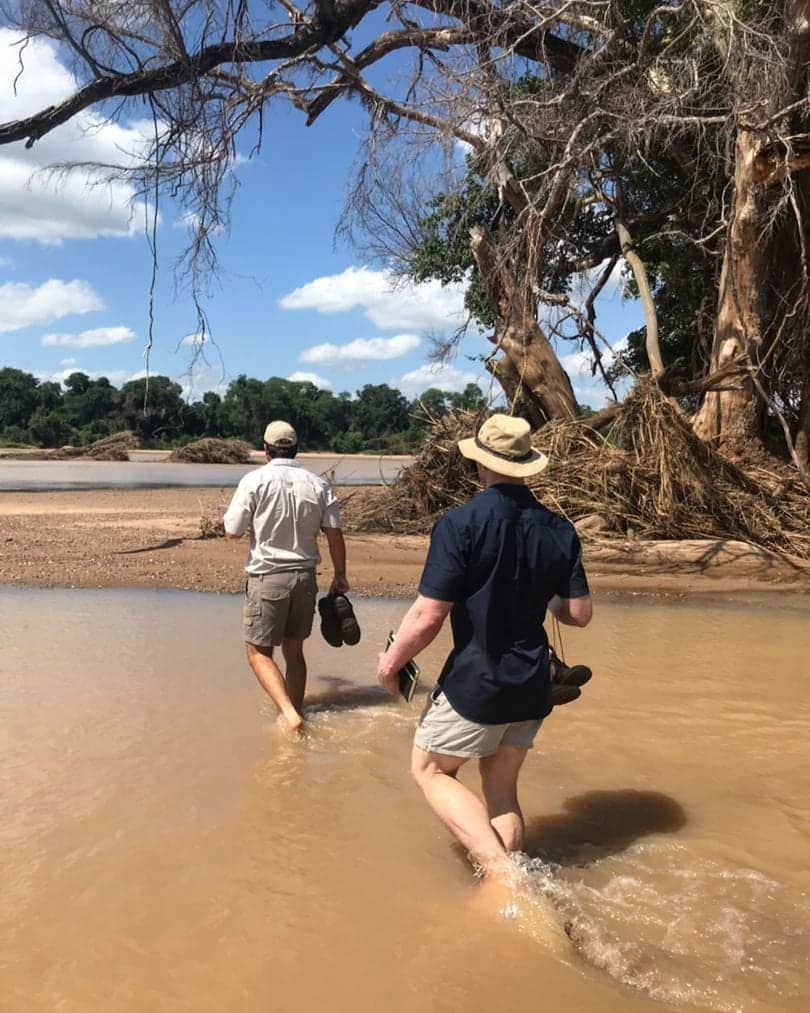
[168,438,254,464]
[351,382,810,560]
[199,510,226,539]
[53,431,138,461]
[3,431,139,461]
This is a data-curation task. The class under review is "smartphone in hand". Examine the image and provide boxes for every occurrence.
[386,631,421,703]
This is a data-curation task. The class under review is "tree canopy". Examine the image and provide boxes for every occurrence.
[1,0,808,476]
[0,367,484,451]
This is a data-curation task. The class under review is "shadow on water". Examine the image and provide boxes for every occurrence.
[524,789,687,866]
[303,674,430,713]
[304,684,393,712]
[448,789,686,872]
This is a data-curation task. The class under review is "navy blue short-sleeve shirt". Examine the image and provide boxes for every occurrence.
[418,484,589,725]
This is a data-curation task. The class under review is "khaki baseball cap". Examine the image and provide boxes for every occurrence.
[263,420,298,447]
[458,414,548,478]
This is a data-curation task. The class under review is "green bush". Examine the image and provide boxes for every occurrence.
[0,426,31,445]
[28,410,71,448]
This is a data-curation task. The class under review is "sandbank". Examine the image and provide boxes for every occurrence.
[1,486,808,597]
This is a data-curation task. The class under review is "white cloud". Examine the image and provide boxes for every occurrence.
[0,278,102,334]
[180,332,205,347]
[558,336,629,409]
[0,29,152,244]
[35,366,85,385]
[569,259,626,309]
[175,211,200,230]
[59,357,76,366]
[455,115,494,157]
[35,365,146,387]
[288,371,333,389]
[173,210,224,236]
[558,335,628,379]
[0,256,12,268]
[398,362,479,396]
[176,361,228,401]
[557,348,592,378]
[300,333,420,365]
[279,266,467,331]
[41,325,136,348]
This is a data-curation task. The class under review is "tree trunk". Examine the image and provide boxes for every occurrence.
[694,1,810,450]
[615,218,664,379]
[692,131,768,445]
[797,372,810,475]
[471,225,578,423]
[485,355,547,429]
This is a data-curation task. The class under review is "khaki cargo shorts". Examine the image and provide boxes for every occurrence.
[243,570,317,647]
[413,689,543,759]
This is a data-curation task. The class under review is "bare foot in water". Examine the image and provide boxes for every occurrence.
[472,862,572,959]
[276,711,304,735]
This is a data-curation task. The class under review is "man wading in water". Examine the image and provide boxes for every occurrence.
[224,421,349,733]
[377,414,592,883]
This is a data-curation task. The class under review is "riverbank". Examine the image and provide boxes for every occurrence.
[1,486,808,596]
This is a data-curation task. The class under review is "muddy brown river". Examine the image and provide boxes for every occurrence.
[1,588,808,1012]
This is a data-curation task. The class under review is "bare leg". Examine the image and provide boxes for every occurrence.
[281,639,307,713]
[245,642,302,733]
[411,746,510,876]
[479,745,528,852]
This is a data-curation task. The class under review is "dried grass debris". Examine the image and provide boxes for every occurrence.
[169,438,254,464]
[350,382,809,560]
[51,431,137,461]
[199,511,226,539]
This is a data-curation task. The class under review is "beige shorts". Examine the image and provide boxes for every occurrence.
[413,689,543,759]
[243,570,317,647]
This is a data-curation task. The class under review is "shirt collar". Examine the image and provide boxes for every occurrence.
[489,482,530,497]
[266,458,301,468]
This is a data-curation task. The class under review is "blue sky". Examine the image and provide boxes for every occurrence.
[0,28,641,408]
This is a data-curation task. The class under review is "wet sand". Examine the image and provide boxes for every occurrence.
[2,587,809,1012]
[0,486,808,597]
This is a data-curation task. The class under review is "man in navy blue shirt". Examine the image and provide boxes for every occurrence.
[377,414,592,881]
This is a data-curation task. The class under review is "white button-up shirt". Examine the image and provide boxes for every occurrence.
[223,459,341,575]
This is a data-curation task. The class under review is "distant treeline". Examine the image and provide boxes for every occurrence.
[0,367,486,453]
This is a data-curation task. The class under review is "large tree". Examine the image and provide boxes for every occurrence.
[0,367,39,430]
[1,0,809,473]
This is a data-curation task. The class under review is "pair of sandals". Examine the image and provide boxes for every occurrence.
[549,648,592,707]
[318,593,362,647]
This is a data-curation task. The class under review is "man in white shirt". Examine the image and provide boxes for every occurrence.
[223,420,349,733]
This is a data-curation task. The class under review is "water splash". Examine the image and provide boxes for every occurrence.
[505,842,810,1010]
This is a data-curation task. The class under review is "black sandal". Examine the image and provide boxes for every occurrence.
[549,647,592,688]
[332,593,361,646]
[318,594,343,647]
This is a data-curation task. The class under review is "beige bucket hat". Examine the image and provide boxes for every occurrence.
[458,414,548,478]
[263,420,298,448]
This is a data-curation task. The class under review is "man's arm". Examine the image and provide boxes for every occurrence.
[223,484,253,540]
[322,527,349,594]
[549,527,592,627]
[377,594,453,697]
[548,594,593,628]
